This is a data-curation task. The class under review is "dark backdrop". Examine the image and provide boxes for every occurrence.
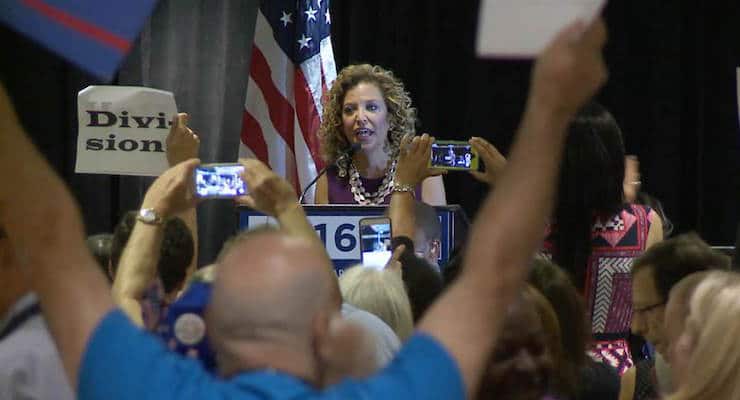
[1,0,738,265]
[331,0,740,245]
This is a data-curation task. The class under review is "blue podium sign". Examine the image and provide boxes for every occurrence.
[237,205,468,274]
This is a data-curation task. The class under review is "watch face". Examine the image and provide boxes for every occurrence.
[140,209,157,223]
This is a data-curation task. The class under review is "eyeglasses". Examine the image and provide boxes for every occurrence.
[633,301,665,314]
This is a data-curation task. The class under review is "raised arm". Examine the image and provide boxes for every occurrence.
[236,158,328,258]
[111,159,200,327]
[0,84,115,389]
[416,19,608,396]
[166,113,200,274]
[390,134,446,240]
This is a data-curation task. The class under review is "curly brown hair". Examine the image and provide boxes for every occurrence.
[319,64,417,176]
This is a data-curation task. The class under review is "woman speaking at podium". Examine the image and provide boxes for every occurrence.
[314,64,446,205]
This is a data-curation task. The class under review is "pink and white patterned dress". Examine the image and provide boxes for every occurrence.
[544,204,654,375]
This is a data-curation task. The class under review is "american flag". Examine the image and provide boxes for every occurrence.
[239,0,337,202]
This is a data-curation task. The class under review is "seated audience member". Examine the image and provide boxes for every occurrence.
[0,18,607,399]
[86,233,113,282]
[387,237,444,322]
[110,211,194,329]
[234,167,404,377]
[623,233,731,399]
[339,265,414,341]
[530,256,620,400]
[663,271,740,400]
[661,272,711,388]
[412,201,443,272]
[157,265,217,371]
[0,226,74,400]
[339,302,401,372]
[477,286,560,400]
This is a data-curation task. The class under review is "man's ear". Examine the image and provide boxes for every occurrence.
[107,260,115,281]
[312,310,336,361]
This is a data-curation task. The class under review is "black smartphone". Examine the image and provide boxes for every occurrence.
[359,217,393,269]
[193,163,247,199]
[429,140,479,170]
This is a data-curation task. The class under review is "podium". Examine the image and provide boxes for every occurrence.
[237,205,469,273]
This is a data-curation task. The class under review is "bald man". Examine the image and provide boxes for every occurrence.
[207,230,341,381]
[0,18,608,400]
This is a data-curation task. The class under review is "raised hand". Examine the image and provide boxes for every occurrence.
[395,133,447,187]
[623,155,641,203]
[384,244,406,277]
[235,158,299,217]
[529,18,608,118]
[141,158,201,218]
[166,113,200,167]
[468,137,507,186]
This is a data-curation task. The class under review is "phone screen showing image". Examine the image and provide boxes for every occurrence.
[359,219,392,269]
[430,142,478,170]
[194,164,247,198]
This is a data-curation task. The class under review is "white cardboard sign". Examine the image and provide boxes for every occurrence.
[476,0,606,58]
[75,86,178,176]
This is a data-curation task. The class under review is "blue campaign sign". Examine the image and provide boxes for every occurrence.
[0,0,159,81]
[237,205,469,275]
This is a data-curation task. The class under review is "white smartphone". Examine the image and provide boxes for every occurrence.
[193,163,247,199]
[359,217,393,270]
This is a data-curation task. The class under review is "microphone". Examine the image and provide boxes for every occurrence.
[298,143,361,204]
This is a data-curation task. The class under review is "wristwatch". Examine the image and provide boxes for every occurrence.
[136,208,164,225]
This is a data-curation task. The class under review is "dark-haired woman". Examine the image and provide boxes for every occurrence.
[542,103,663,376]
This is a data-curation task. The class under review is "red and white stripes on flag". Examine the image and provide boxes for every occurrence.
[239,1,337,203]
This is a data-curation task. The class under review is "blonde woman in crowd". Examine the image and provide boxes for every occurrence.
[339,266,414,341]
[664,271,740,400]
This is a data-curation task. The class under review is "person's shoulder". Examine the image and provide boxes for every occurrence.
[624,203,652,218]
[0,313,51,355]
[322,333,465,400]
[0,315,74,399]
[342,302,401,363]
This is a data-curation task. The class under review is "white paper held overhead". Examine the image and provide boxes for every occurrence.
[75,86,178,176]
[476,0,607,59]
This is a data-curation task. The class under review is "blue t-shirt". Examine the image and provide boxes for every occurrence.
[79,309,465,400]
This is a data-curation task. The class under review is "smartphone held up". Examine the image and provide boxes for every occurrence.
[429,140,479,171]
[194,163,247,199]
[359,217,393,270]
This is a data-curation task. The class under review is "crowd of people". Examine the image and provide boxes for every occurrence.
[1,18,739,400]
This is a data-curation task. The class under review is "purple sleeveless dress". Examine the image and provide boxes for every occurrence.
[326,165,421,205]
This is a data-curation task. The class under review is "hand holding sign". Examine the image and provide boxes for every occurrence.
[166,113,200,167]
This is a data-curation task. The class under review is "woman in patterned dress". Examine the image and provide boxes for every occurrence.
[314,64,446,205]
[542,103,663,376]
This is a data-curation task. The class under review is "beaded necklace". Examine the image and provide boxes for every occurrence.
[348,160,397,205]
